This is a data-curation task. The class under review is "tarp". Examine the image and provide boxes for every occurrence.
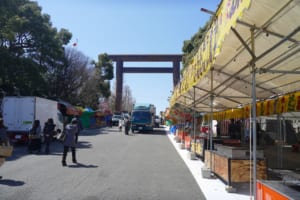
[81,107,95,128]
[58,100,81,116]
[170,0,300,114]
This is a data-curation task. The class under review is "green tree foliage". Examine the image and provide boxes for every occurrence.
[181,20,211,73]
[55,47,90,104]
[77,68,102,109]
[75,53,114,110]
[0,0,115,109]
[94,53,114,98]
[108,82,135,113]
[0,0,72,96]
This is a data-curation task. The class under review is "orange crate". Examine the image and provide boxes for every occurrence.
[257,181,289,200]
[184,135,191,149]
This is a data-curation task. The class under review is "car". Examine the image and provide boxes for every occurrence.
[112,115,123,126]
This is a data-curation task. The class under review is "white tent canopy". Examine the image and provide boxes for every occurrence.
[169,1,300,197]
[171,0,300,113]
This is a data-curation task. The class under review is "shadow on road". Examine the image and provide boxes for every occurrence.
[68,162,98,168]
[133,128,167,136]
[80,128,102,136]
[76,141,92,149]
[0,179,25,186]
[5,140,93,161]
[5,145,28,161]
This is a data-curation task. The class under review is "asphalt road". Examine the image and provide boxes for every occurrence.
[0,126,206,200]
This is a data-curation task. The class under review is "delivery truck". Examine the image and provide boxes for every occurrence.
[131,103,156,133]
[1,96,64,143]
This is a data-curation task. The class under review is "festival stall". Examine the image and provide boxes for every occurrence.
[165,106,188,141]
[80,107,95,129]
[58,100,82,125]
[169,0,300,198]
[80,108,109,129]
[94,110,109,128]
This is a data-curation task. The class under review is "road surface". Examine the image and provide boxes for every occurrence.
[0,126,206,200]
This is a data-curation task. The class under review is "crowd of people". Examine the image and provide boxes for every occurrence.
[0,116,83,173]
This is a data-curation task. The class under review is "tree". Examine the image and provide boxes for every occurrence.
[0,0,72,96]
[68,53,115,110]
[77,68,102,109]
[0,1,116,110]
[181,20,211,72]
[122,85,135,112]
[109,82,135,113]
[94,53,114,98]
[53,47,90,104]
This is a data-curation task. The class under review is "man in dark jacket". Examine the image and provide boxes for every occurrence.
[62,118,78,166]
[75,116,83,144]
[43,118,55,154]
[228,118,237,139]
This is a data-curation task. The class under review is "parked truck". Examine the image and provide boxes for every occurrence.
[131,103,156,133]
[1,96,64,143]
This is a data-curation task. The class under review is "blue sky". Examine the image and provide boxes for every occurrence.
[35,0,221,113]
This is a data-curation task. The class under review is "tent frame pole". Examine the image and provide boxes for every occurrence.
[250,27,257,200]
[209,68,214,175]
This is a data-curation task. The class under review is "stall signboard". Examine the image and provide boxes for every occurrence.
[205,91,300,120]
[170,0,251,106]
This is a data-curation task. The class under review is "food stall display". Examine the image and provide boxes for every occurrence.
[204,145,267,187]
[167,0,300,198]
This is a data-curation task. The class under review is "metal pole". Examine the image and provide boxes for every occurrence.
[210,68,214,172]
[250,28,257,200]
[193,86,196,151]
[278,115,283,168]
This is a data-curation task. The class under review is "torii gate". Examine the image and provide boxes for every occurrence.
[107,54,182,111]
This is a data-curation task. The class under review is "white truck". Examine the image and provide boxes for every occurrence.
[1,96,64,143]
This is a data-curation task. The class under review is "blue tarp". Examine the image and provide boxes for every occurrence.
[170,125,177,135]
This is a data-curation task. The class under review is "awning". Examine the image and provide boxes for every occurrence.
[170,0,300,113]
[58,100,81,116]
[169,0,300,197]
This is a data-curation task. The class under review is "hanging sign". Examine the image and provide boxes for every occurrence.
[170,0,252,106]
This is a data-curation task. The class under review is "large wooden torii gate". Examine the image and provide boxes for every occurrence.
[107,54,182,111]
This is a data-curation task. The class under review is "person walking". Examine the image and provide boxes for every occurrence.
[123,115,131,135]
[43,118,55,154]
[0,118,9,180]
[228,118,237,139]
[61,118,78,166]
[75,116,82,144]
[28,120,42,153]
[0,118,9,146]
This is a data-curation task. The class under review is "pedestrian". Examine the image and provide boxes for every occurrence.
[0,118,9,146]
[216,121,221,138]
[118,117,123,131]
[256,122,261,145]
[28,120,42,153]
[43,118,55,154]
[62,118,78,166]
[124,115,131,135]
[0,118,9,180]
[75,116,83,144]
[228,118,237,139]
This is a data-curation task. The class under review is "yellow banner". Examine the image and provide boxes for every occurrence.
[287,93,297,112]
[170,0,252,107]
[276,95,288,114]
[263,99,275,116]
[206,91,300,120]
[296,91,300,111]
